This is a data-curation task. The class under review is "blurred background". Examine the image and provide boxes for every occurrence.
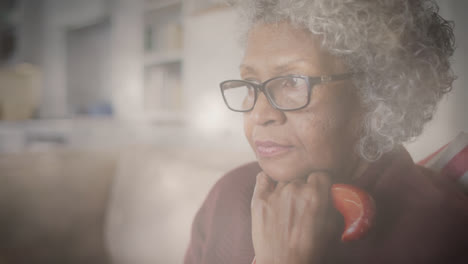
[0,0,466,263]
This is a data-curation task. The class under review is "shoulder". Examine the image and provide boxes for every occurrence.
[372,146,468,220]
[400,166,468,262]
[369,146,467,206]
[366,148,468,263]
[201,162,261,210]
[186,162,261,233]
[184,162,260,263]
[212,162,261,195]
[413,164,468,221]
[410,163,468,208]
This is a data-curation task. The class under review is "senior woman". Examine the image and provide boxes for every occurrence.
[184,0,468,263]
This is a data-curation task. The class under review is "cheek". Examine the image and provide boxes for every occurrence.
[295,111,338,156]
[294,94,361,164]
[243,114,254,146]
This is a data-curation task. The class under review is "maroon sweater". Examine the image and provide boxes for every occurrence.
[184,147,468,264]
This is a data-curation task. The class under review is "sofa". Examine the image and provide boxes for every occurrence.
[0,149,116,264]
[0,145,254,264]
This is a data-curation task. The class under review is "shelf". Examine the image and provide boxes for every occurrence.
[144,0,182,11]
[144,51,182,67]
[142,0,184,121]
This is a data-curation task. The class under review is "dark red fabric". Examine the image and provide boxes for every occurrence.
[184,146,468,264]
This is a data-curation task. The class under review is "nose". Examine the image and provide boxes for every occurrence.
[247,92,286,126]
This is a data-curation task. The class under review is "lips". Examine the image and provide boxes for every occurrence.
[254,140,293,158]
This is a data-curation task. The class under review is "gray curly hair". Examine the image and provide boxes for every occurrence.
[229,0,456,161]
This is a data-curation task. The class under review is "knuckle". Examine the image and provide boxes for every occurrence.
[252,197,268,208]
[285,185,296,193]
[302,193,319,209]
[301,184,317,196]
[280,185,298,199]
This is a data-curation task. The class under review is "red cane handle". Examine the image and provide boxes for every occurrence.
[331,184,376,242]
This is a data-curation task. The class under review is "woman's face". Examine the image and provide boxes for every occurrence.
[242,21,366,183]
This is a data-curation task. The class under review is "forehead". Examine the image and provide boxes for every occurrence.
[241,21,346,76]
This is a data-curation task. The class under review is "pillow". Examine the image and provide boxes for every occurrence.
[417,132,468,193]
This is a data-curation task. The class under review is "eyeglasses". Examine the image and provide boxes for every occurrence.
[220,72,358,112]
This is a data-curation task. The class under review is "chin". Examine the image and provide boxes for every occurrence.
[257,160,307,183]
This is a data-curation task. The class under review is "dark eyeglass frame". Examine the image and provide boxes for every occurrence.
[220,72,359,112]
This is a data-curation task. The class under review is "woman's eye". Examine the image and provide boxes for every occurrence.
[283,78,298,88]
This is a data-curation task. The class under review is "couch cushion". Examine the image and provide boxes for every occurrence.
[0,150,117,263]
[106,146,255,264]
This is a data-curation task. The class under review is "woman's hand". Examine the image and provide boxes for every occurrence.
[251,171,336,264]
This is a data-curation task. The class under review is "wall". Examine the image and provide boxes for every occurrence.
[39,0,148,120]
[109,0,145,120]
[66,19,112,115]
[16,0,43,66]
[183,7,251,152]
[40,0,111,118]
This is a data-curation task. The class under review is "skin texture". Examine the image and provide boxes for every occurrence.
[243,21,370,264]
[242,22,367,183]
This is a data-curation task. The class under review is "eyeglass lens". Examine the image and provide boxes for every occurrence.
[221,76,309,111]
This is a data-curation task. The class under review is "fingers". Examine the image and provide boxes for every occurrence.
[300,172,332,204]
[306,171,329,185]
[253,171,331,202]
[276,174,307,191]
[252,172,274,202]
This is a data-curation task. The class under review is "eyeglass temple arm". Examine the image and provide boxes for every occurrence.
[311,72,361,83]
